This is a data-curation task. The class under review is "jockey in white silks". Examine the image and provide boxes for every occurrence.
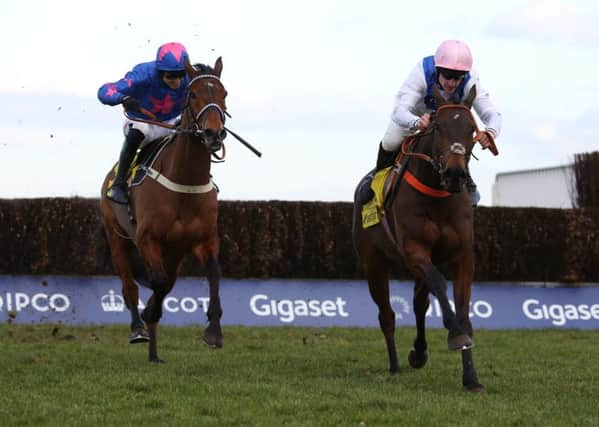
[370,39,502,206]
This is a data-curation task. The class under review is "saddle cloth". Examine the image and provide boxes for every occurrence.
[107,136,173,190]
[361,166,393,228]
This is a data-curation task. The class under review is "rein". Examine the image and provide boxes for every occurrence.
[401,104,479,169]
[123,72,261,158]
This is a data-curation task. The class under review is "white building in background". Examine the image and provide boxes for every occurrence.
[492,165,575,208]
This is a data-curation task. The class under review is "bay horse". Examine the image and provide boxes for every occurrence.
[353,86,487,391]
[100,57,227,362]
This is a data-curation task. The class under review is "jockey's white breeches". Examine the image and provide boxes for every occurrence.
[381,120,410,152]
[123,117,179,145]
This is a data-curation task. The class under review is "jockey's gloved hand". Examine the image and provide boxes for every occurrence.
[122,96,141,113]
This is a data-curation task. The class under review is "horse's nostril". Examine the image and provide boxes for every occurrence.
[218,129,227,140]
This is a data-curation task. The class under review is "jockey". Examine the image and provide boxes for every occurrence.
[369,39,502,206]
[98,42,191,204]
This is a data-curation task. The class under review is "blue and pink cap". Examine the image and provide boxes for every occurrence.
[156,42,189,71]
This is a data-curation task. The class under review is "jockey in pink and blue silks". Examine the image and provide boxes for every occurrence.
[98,42,191,204]
[368,39,502,206]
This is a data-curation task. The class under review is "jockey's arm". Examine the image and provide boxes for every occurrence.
[97,65,150,106]
[391,60,428,131]
[467,74,502,140]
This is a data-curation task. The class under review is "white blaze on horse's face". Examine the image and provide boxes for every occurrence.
[450,143,466,155]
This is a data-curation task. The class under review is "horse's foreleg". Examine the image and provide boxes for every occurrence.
[366,256,398,374]
[408,280,429,369]
[452,253,475,340]
[452,252,483,391]
[405,246,471,350]
[138,239,172,362]
[421,263,472,350]
[141,280,173,363]
[142,292,166,363]
[203,257,223,348]
[194,244,223,348]
[461,348,483,392]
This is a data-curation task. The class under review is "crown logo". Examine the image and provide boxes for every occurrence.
[101,290,125,312]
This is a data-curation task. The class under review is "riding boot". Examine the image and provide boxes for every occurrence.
[107,128,145,204]
[465,173,481,207]
[358,142,397,204]
[376,142,397,170]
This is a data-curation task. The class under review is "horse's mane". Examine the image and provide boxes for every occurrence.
[193,63,216,74]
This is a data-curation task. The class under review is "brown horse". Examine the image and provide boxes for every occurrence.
[100,58,227,362]
[353,86,487,391]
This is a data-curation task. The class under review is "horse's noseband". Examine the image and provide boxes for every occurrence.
[191,103,227,151]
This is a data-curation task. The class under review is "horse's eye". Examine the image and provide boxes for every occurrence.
[190,92,197,100]
[224,91,228,98]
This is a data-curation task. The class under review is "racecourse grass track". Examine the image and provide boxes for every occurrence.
[1,324,597,426]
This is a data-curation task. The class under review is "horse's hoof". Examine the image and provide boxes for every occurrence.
[149,356,165,363]
[463,382,485,393]
[408,349,428,369]
[129,329,150,344]
[202,334,223,348]
[202,328,223,348]
[448,334,473,351]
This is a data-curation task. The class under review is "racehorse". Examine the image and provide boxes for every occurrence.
[353,85,487,391]
[100,57,227,362]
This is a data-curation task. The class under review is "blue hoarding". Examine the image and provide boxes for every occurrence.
[0,276,598,329]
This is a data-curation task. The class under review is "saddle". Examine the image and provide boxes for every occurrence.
[360,138,413,229]
[108,135,174,238]
[130,135,174,187]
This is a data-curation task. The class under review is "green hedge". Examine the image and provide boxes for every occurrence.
[1,198,598,282]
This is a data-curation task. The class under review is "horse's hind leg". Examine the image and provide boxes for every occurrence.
[122,274,150,344]
[104,228,149,343]
[366,256,398,374]
[408,279,429,369]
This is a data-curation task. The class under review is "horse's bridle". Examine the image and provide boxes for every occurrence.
[401,104,481,174]
[177,74,227,144]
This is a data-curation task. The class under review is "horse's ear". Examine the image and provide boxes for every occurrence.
[464,85,477,109]
[214,57,223,77]
[432,85,447,108]
[184,57,197,77]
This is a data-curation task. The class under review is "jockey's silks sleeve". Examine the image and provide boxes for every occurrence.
[97,61,188,122]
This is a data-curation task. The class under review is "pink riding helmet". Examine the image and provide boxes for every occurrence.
[434,40,473,72]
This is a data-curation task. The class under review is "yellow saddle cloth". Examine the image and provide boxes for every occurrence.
[361,166,392,228]
[107,152,141,188]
